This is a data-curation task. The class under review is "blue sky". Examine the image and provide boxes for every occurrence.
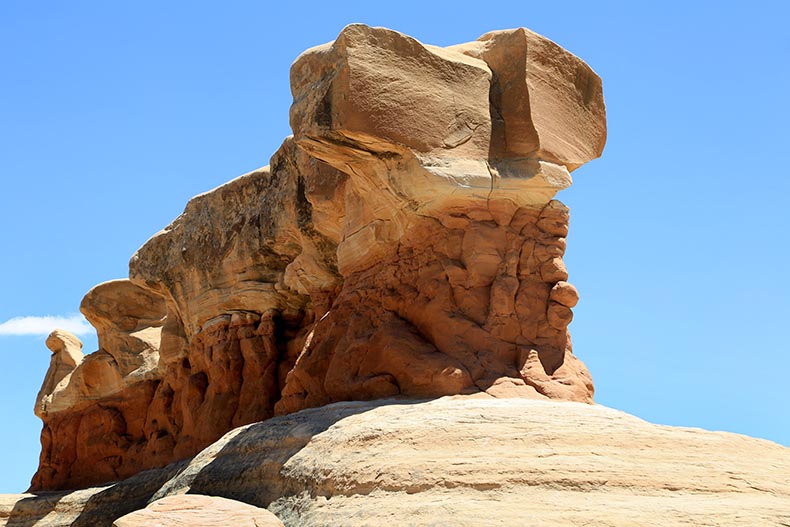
[1,1,788,493]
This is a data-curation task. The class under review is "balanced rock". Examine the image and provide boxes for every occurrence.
[80,279,166,379]
[31,24,605,491]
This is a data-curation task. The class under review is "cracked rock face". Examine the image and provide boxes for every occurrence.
[32,24,605,491]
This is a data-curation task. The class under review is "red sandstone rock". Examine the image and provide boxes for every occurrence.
[31,24,605,491]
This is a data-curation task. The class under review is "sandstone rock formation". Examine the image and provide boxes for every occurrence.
[31,24,605,491]
[32,280,168,491]
[4,398,789,526]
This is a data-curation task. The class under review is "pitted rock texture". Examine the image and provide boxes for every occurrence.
[32,24,605,491]
[31,279,167,490]
[276,199,593,415]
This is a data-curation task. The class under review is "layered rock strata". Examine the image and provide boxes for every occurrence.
[32,24,606,491]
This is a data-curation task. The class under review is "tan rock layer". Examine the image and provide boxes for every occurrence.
[151,398,790,527]
[9,399,790,526]
[113,495,284,527]
[35,331,84,418]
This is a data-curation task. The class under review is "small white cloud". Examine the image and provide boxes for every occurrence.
[0,315,94,337]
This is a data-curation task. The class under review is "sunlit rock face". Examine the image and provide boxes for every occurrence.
[31,23,605,491]
[10,399,790,526]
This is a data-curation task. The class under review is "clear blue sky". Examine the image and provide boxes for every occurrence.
[1,1,788,493]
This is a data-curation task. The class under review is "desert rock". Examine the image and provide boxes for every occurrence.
[113,495,284,527]
[31,24,604,491]
[0,462,186,527]
[80,279,165,380]
[162,397,790,527]
[449,28,606,169]
[34,330,84,418]
[5,398,789,526]
[32,280,168,490]
[290,24,493,160]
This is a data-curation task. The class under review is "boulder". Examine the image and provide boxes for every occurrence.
[290,24,492,160]
[450,28,606,169]
[113,495,284,527]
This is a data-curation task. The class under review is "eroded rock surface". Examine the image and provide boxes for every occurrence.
[449,28,607,169]
[32,280,167,491]
[35,331,84,418]
[32,24,605,491]
[160,397,790,527]
[5,398,789,526]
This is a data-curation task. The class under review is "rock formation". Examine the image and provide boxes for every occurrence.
[4,398,789,526]
[31,280,167,490]
[31,24,605,491]
[5,22,789,527]
[34,331,84,417]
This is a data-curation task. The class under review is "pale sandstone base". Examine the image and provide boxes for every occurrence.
[5,398,789,527]
[113,495,284,527]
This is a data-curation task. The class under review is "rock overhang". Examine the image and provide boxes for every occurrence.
[290,24,606,211]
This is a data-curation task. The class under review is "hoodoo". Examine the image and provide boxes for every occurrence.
[0,23,784,527]
[30,24,607,491]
